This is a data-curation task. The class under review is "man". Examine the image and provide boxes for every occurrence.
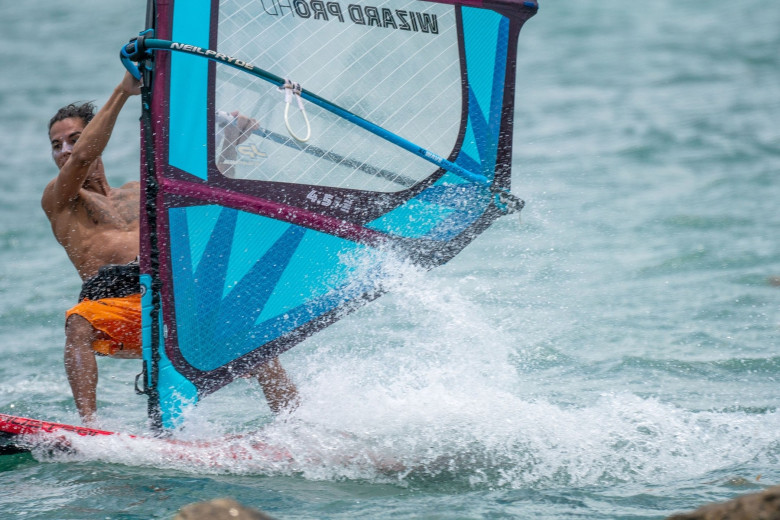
[43,71,298,424]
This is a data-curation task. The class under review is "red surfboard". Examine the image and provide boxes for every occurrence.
[0,413,120,454]
[0,412,292,464]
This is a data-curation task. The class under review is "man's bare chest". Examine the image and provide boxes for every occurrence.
[79,189,140,229]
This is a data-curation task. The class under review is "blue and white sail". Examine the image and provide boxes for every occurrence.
[127,0,538,429]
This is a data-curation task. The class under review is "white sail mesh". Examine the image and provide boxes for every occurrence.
[214,0,462,191]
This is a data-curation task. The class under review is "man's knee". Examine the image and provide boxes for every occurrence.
[65,314,97,344]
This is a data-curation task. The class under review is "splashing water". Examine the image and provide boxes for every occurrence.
[36,260,779,495]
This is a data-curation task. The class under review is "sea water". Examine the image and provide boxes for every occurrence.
[1,0,779,518]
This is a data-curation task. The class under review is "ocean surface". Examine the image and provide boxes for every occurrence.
[1,1,779,518]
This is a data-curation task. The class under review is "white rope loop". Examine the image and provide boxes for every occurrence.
[280,79,311,143]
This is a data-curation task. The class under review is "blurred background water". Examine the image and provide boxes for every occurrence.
[1,0,778,518]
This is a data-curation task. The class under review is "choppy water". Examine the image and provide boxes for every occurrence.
[1,1,779,518]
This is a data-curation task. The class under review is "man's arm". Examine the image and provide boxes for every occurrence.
[255,358,300,414]
[42,72,141,211]
[216,111,258,176]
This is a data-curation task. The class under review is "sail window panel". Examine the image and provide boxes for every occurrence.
[215,0,462,191]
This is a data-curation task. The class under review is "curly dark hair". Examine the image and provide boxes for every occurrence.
[48,102,96,132]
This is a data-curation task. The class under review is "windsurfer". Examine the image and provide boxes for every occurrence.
[42,71,298,424]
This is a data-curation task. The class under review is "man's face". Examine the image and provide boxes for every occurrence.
[49,117,86,170]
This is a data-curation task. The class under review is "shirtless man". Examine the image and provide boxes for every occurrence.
[43,71,298,424]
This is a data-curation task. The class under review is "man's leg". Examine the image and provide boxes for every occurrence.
[255,358,300,414]
[64,314,99,424]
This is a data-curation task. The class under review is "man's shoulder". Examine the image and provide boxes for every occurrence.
[42,175,59,196]
[41,177,65,216]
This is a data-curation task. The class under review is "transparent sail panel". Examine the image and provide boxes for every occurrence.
[215,0,462,191]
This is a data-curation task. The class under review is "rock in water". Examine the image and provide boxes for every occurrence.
[173,498,277,520]
[667,485,780,520]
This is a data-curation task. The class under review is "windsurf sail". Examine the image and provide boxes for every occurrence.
[125,0,538,430]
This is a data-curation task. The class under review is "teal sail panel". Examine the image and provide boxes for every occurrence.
[168,0,210,180]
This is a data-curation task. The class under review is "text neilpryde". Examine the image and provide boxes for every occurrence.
[169,43,256,71]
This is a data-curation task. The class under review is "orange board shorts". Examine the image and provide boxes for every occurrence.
[65,294,142,357]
